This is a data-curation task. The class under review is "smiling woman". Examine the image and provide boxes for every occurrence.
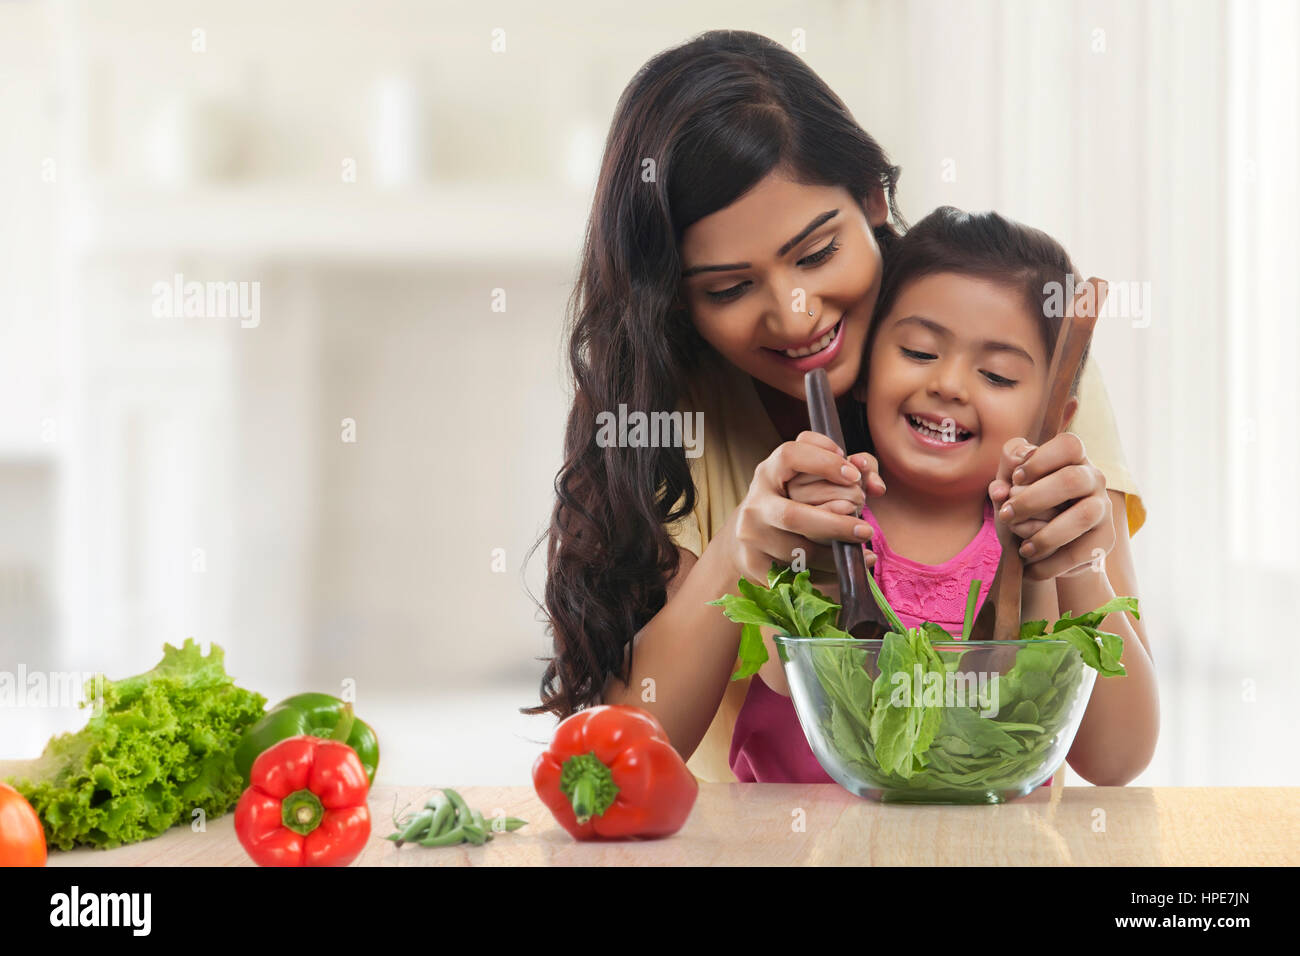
[677,175,890,406]
[525,30,1148,787]
[523,30,906,747]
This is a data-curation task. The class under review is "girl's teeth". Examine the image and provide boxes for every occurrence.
[907,414,972,443]
[782,322,838,358]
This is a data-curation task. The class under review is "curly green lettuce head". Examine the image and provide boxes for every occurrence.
[5,639,266,851]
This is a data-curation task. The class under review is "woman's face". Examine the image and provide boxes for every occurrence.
[859,273,1058,499]
[677,169,889,401]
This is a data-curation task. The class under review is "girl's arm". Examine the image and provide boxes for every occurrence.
[1053,489,1159,786]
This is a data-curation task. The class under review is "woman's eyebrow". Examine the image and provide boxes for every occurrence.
[682,209,839,278]
[895,314,1035,364]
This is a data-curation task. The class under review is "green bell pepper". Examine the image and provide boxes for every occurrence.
[234,693,379,786]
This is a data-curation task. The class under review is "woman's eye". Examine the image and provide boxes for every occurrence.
[901,347,936,360]
[706,284,747,302]
[799,236,840,266]
[704,237,841,303]
[982,371,1017,387]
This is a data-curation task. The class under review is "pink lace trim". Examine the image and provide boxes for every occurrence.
[859,499,1001,635]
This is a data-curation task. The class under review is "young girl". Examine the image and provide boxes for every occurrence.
[730,206,1109,784]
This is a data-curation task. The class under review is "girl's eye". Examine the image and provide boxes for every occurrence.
[902,346,1017,388]
[704,236,842,303]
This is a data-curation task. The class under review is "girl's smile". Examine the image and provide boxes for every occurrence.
[902,410,977,448]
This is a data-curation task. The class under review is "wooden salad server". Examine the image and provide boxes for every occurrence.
[804,366,890,639]
[967,277,1109,643]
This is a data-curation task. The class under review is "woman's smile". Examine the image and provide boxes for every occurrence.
[761,317,846,370]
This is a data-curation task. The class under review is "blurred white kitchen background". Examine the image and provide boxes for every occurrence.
[1,0,1296,786]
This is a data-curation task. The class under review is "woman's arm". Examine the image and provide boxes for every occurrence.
[602,522,747,762]
[988,434,1157,784]
[1054,489,1158,785]
[1021,576,1060,626]
[603,435,874,761]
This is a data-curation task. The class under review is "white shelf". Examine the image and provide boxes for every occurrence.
[0,447,61,463]
[67,181,591,266]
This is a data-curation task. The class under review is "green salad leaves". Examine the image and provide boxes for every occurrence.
[4,639,267,850]
[710,563,1138,792]
[706,563,854,680]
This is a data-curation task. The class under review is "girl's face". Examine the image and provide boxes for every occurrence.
[858,273,1058,500]
[677,169,890,401]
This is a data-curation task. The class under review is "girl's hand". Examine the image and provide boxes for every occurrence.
[729,432,879,586]
[987,434,1114,581]
[785,431,886,509]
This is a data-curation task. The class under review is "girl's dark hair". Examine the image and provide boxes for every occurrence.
[523,30,905,721]
[854,206,1089,452]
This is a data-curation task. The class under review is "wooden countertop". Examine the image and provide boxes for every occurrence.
[40,784,1299,866]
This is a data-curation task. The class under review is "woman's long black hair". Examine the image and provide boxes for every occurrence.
[522,30,905,721]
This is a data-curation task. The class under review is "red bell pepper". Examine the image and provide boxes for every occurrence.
[532,705,698,840]
[234,736,371,866]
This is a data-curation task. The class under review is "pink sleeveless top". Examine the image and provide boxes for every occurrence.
[729,497,1054,789]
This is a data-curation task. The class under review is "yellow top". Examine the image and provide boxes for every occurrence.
[666,350,1147,784]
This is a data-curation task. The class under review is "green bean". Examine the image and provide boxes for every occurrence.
[426,794,455,839]
[398,789,528,849]
[394,808,436,846]
[419,824,467,847]
[441,788,473,824]
[422,791,451,823]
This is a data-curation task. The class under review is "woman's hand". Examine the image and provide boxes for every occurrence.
[729,431,881,586]
[782,432,886,591]
[987,434,1115,580]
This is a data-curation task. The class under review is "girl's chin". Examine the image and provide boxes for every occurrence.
[883,442,1006,495]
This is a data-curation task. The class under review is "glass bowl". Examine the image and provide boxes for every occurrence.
[774,636,1098,804]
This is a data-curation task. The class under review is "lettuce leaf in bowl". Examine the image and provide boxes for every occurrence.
[709,563,1138,789]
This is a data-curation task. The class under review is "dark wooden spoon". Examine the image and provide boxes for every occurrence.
[804,367,890,640]
[967,277,1108,642]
